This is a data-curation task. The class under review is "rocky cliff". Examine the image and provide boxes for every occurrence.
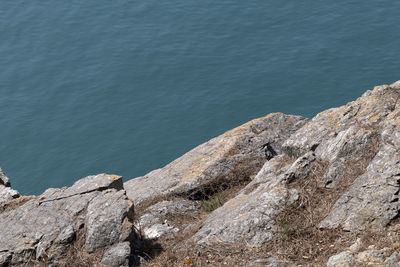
[1,81,400,266]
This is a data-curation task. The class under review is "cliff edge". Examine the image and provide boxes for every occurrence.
[1,81,400,266]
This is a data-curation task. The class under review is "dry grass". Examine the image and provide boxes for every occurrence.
[58,228,106,267]
[20,228,105,267]
[184,157,265,201]
[135,157,267,266]
[271,133,382,265]
[136,132,386,266]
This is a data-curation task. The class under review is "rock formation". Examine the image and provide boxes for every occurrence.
[1,81,400,266]
[0,174,135,266]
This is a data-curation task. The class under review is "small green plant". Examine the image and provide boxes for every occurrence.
[201,195,223,212]
[278,218,292,240]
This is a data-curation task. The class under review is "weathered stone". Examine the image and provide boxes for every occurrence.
[328,247,399,267]
[0,185,20,212]
[283,151,315,183]
[384,252,400,266]
[355,247,390,264]
[100,242,131,267]
[319,144,400,232]
[283,84,398,157]
[0,169,20,213]
[348,238,362,253]
[192,156,292,246]
[143,222,179,240]
[0,251,12,267]
[137,213,160,228]
[0,173,134,265]
[85,189,134,253]
[136,199,199,238]
[275,84,400,233]
[0,168,10,187]
[124,113,308,205]
[326,251,355,267]
[39,174,123,202]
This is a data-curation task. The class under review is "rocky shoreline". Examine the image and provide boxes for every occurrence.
[1,81,400,266]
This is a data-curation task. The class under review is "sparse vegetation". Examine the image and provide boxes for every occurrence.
[200,195,222,212]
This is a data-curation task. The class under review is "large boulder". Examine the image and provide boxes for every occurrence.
[124,113,309,205]
[0,174,135,266]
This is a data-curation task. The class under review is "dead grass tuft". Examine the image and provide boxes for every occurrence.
[272,133,382,265]
[58,228,106,267]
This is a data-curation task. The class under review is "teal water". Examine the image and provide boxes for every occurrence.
[1,2,399,195]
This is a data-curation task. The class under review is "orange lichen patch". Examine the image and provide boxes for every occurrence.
[275,184,286,196]
[224,147,240,157]
[238,212,250,221]
[368,113,383,124]
[106,174,122,180]
[224,195,249,211]
[199,155,210,161]
[373,85,389,93]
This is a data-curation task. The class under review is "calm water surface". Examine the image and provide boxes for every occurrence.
[1,1,399,195]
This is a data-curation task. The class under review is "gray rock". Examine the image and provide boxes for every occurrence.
[385,252,400,266]
[0,173,135,265]
[192,156,292,246]
[0,185,20,212]
[355,247,389,264]
[39,173,123,202]
[143,222,179,240]
[283,151,315,183]
[0,251,12,267]
[124,113,308,205]
[273,83,400,233]
[348,238,362,253]
[101,242,131,267]
[0,168,10,187]
[136,213,160,228]
[319,144,400,232]
[326,251,355,267]
[283,84,397,158]
[135,199,199,240]
[0,169,20,213]
[85,189,134,253]
[192,83,400,248]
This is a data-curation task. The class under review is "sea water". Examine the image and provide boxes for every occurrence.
[1,1,399,195]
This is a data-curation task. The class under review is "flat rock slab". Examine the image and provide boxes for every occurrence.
[0,174,134,266]
[124,113,308,205]
[192,156,294,246]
